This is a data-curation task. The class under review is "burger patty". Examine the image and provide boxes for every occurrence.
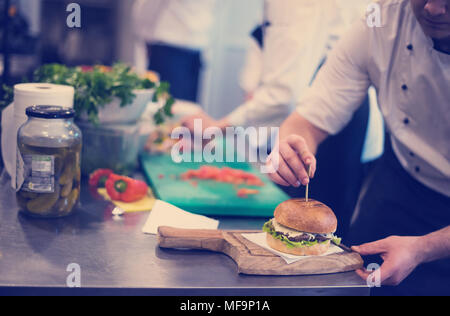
[268,219,333,243]
[283,232,330,242]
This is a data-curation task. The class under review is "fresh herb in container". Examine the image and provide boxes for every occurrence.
[5,63,174,125]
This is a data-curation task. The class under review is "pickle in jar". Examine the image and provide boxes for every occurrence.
[66,188,80,213]
[25,185,61,215]
[16,106,82,218]
[61,181,73,198]
[17,143,81,217]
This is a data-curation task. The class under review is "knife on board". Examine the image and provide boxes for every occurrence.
[332,241,354,253]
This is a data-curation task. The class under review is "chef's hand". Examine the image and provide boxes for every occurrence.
[352,236,423,286]
[266,135,317,188]
[181,110,230,133]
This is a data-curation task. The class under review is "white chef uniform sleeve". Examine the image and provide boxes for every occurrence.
[296,18,372,135]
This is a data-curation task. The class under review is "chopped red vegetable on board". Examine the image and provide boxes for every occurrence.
[181,166,264,187]
[105,174,149,203]
[237,188,260,198]
[89,169,114,188]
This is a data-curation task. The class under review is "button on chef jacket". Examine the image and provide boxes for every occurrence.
[296,0,450,197]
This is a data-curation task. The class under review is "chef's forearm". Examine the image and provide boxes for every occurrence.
[279,111,328,155]
[417,226,450,264]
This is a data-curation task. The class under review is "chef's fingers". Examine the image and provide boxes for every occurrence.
[352,239,389,255]
[378,252,417,286]
[278,142,308,185]
[285,135,317,178]
[267,170,290,187]
[180,116,196,132]
[275,155,301,187]
[266,155,296,187]
[266,159,290,187]
[355,268,371,281]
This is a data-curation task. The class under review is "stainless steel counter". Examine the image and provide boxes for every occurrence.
[0,172,369,296]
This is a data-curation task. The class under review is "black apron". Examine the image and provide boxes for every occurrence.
[348,135,450,296]
[147,43,202,103]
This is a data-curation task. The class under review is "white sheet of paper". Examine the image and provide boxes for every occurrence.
[142,200,219,235]
[241,232,344,264]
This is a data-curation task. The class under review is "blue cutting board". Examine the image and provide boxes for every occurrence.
[140,153,290,217]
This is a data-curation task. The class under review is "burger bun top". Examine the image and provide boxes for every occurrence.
[274,198,337,234]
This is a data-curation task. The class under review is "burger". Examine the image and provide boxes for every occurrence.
[262,199,341,256]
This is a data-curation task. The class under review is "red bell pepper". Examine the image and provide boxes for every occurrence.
[89,169,114,188]
[105,174,148,203]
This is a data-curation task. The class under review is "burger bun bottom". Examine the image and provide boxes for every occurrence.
[266,233,330,256]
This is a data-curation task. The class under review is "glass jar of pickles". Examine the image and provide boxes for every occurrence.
[16,106,82,218]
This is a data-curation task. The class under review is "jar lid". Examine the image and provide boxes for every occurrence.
[26,106,75,119]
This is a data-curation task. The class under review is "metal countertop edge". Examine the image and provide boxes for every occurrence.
[0,284,369,289]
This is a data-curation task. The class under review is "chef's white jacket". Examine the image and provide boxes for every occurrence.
[132,0,216,72]
[235,0,383,162]
[296,0,450,197]
[133,0,216,50]
[228,0,372,129]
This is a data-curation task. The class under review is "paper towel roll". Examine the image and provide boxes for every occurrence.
[1,83,75,190]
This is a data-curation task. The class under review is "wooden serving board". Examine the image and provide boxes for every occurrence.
[158,226,364,276]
